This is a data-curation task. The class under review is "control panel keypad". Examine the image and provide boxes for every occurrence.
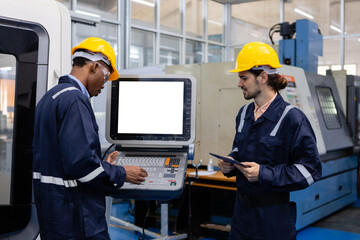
[117,155,184,189]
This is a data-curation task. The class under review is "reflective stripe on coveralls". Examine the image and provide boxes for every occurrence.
[77,164,105,183]
[52,86,79,99]
[232,103,250,153]
[237,103,250,133]
[294,164,314,185]
[270,105,294,136]
[33,172,77,188]
[231,103,314,186]
[33,164,106,187]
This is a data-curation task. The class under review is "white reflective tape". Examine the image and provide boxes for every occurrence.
[52,87,79,99]
[64,179,78,187]
[270,105,294,136]
[77,165,104,183]
[238,104,250,133]
[294,164,314,186]
[33,172,77,188]
[232,147,239,153]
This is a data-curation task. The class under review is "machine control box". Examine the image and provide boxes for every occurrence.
[113,151,188,200]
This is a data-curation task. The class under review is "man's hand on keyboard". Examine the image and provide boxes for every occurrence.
[123,166,148,184]
[105,151,119,165]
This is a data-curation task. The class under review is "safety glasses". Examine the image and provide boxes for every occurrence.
[98,63,110,84]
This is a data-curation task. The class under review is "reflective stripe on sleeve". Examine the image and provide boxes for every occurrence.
[52,87,79,99]
[238,103,250,133]
[270,105,294,136]
[33,172,77,188]
[77,165,104,183]
[294,164,314,186]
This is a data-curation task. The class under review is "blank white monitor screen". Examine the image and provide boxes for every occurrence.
[117,81,184,134]
[106,75,195,145]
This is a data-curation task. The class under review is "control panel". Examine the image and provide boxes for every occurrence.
[113,151,188,200]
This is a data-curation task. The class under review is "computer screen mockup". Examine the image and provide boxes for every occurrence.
[106,75,196,147]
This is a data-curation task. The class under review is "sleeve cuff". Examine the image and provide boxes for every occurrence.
[228,152,238,161]
[223,169,237,177]
[259,165,273,189]
[117,166,126,188]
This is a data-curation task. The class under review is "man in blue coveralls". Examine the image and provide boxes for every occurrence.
[33,37,148,240]
[218,42,322,240]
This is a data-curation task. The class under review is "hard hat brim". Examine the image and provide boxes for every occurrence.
[229,68,243,73]
[109,71,119,81]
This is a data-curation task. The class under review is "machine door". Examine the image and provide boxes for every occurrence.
[0,17,49,236]
[306,72,353,153]
[346,75,360,146]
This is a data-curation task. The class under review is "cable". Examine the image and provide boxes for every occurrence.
[268,23,281,44]
[101,143,115,160]
[129,200,135,216]
[138,201,151,240]
[318,28,322,36]
[188,179,192,240]
[269,29,280,45]
[174,189,187,233]
[269,23,281,34]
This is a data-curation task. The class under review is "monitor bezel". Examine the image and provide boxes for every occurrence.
[106,74,196,147]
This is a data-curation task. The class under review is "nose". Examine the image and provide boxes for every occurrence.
[238,78,243,88]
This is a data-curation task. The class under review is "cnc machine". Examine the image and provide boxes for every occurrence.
[0,0,71,238]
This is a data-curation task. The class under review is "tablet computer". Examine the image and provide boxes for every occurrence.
[209,152,250,168]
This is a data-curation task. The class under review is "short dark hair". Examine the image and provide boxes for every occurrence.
[72,57,88,68]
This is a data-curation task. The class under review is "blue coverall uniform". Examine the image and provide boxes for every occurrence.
[226,94,322,240]
[33,76,126,240]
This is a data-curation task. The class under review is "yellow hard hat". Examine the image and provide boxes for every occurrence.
[72,37,119,81]
[229,42,282,73]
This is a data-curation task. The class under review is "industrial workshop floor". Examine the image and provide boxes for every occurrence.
[109,199,360,240]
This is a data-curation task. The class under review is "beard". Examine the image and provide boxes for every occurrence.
[244,88,261,100]
[242,79,261,100]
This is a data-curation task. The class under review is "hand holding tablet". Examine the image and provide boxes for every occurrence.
[209,152,250,168]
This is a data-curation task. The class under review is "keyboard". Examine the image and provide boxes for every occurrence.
[115,152,187,196]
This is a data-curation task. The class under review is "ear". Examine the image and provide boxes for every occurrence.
[90,62,99,73]
[259,71,268,85]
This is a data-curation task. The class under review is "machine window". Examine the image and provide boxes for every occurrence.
[0,54,16,205]
[316,87,341,129]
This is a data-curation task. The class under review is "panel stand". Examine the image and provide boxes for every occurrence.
[110,203,187,240]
